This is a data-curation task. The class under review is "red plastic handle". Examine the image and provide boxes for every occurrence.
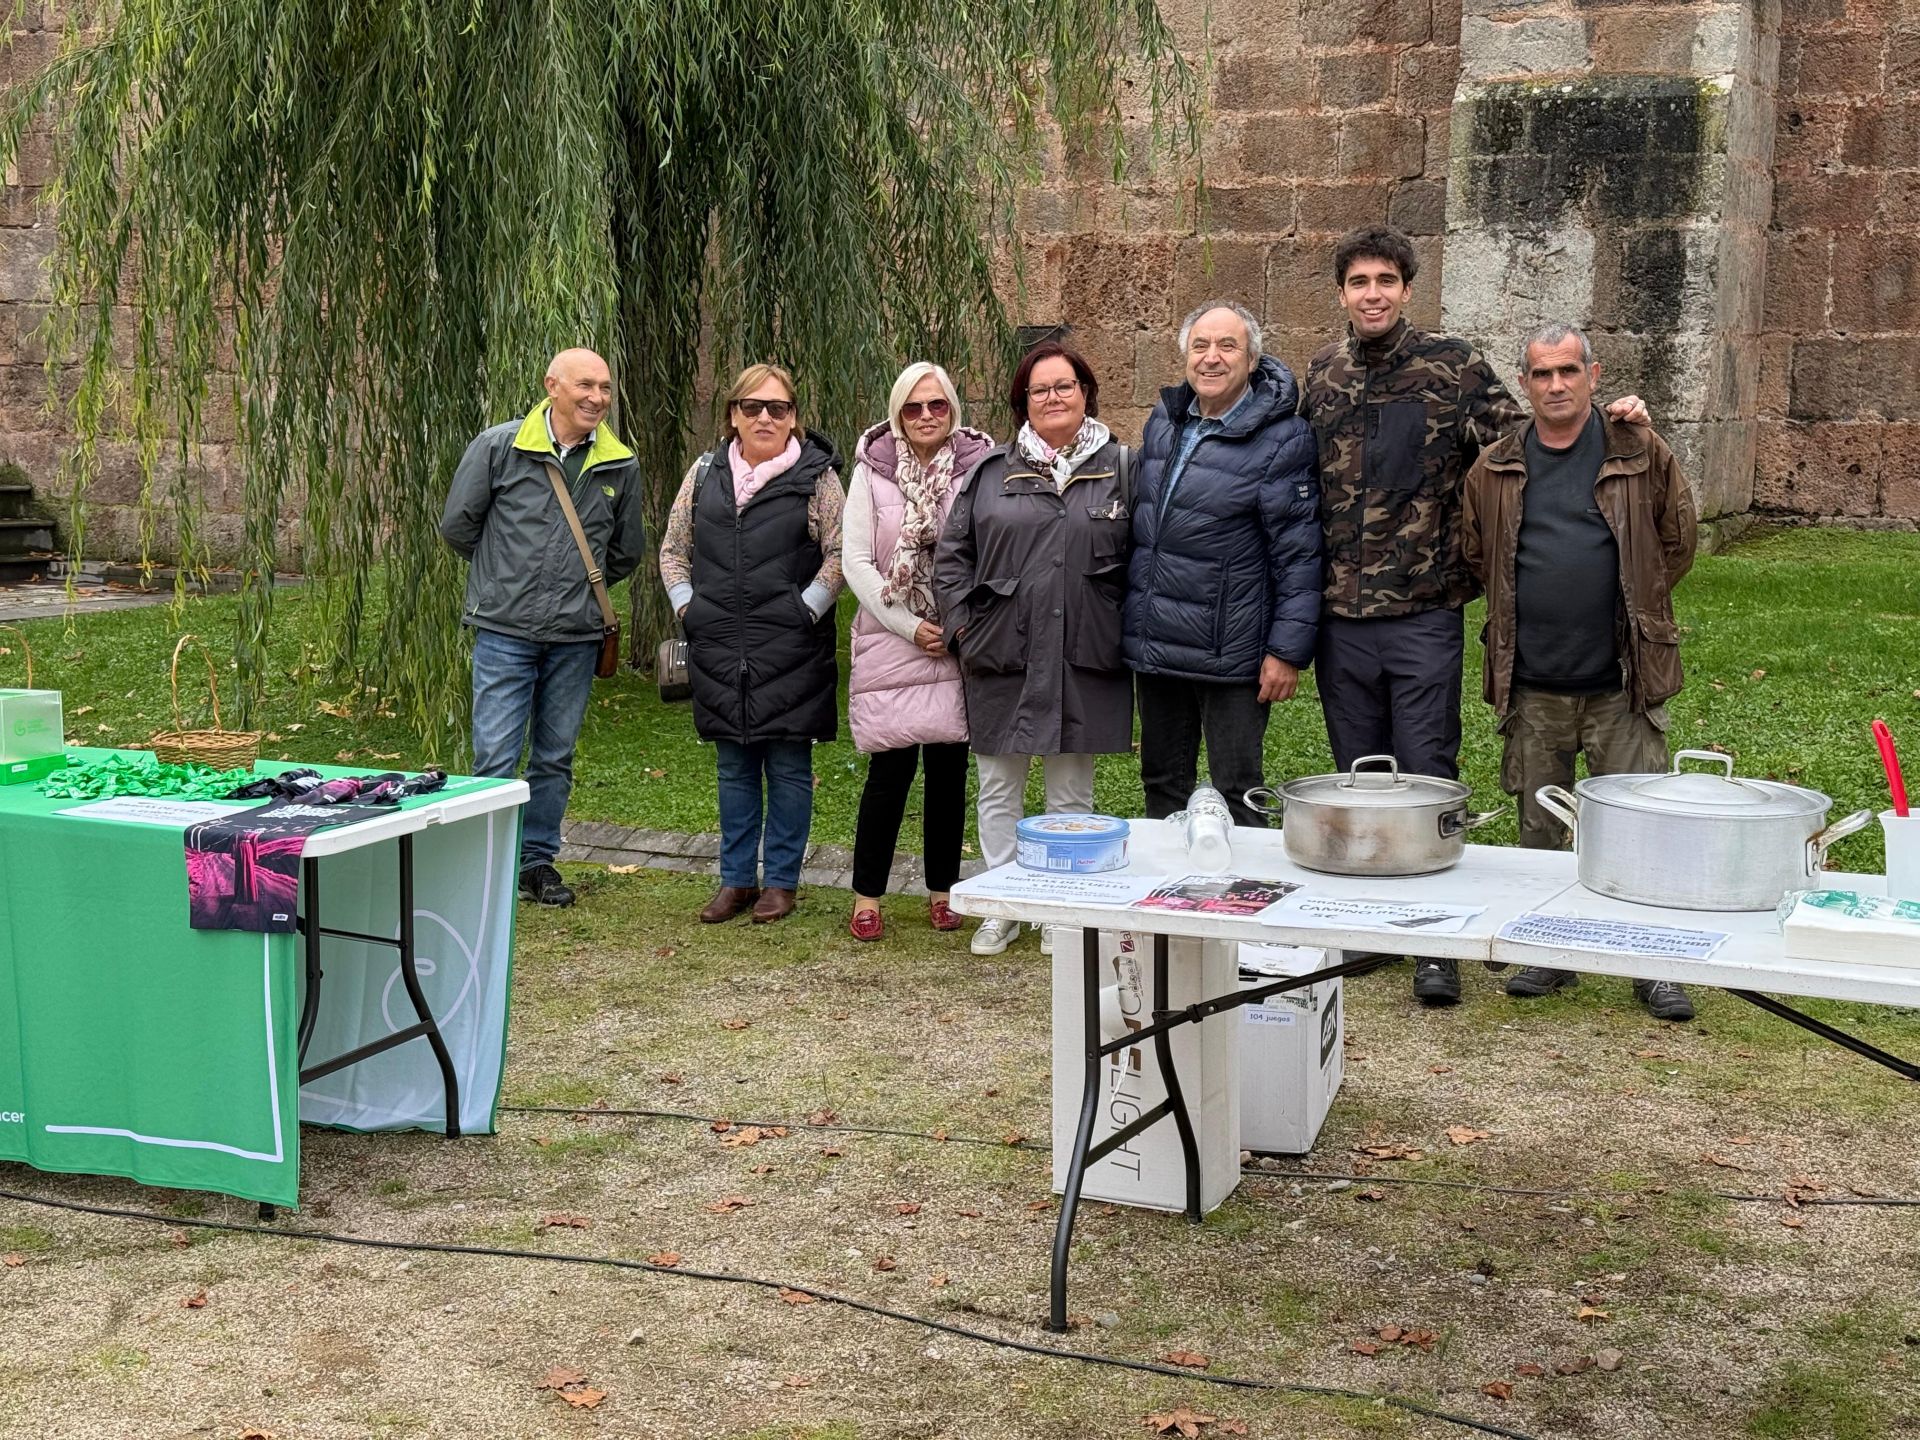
[1873,719,1909,818]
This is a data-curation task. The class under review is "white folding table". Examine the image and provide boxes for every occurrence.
[951,819,1919,1332]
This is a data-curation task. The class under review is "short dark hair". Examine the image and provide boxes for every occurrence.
[1009,340,1100,426]
[1333,226,1419,287]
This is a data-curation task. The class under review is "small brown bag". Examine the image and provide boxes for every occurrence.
[544,461,621,678]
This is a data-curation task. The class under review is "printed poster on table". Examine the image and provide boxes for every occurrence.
[1130,876,1302,918]
[1262,893,1486,935]
[1498,912,1730,960]
[953,869,1168,909]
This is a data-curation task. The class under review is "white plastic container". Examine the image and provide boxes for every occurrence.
[1050,928,1241,1214]
[1236,942,1344,1154]
[1883,811,1919,902]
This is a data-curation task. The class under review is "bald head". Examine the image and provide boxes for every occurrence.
[544,348,613,446]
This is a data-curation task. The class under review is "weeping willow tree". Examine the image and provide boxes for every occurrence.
[0,0,1200,749]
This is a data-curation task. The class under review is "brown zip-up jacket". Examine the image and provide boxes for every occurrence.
[1462,411,1697,720]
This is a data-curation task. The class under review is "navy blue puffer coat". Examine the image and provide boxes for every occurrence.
[1122,355,1324,680]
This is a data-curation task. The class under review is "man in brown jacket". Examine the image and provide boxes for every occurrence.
[1462,321,1698,1020]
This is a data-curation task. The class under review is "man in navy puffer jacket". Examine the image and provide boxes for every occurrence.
[1123,301,1324,827]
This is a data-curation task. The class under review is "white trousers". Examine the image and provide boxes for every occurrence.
[974,752,1097,870]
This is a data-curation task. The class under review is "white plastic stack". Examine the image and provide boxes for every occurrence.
[1781,889,1920,968]
[1236,942,1344,1154]
[1180,786,1234,874]
[1049,928,1241,1214]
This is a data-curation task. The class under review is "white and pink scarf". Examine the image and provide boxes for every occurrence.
[1016,417,1110,492]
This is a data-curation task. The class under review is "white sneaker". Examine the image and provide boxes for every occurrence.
[971,917,1023,956]
[1040,923,1057,956]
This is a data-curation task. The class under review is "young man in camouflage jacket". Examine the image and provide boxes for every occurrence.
[1302,227,1644,1006]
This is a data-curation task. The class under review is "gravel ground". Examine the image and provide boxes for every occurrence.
[2,868,1916,1440]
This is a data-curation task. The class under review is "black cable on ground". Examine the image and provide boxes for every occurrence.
[0,1183,1540,1440]
[500,1103,1920,1207]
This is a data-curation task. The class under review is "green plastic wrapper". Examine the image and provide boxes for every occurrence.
[36,753,256,802]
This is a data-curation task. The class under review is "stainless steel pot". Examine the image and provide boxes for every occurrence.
[1535,749,1873,912]
[1245,754,1500,876]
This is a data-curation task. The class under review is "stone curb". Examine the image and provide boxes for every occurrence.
[558,818,987,896]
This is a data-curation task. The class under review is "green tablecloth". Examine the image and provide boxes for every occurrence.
[0,751,522,1208]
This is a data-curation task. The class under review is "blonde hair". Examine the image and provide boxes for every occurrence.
[723,362,803,444]
[886,362,963,441]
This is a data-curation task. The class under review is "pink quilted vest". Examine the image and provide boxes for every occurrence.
[848,422,993,754]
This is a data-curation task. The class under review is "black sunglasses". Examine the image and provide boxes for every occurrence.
[732,398,795,420]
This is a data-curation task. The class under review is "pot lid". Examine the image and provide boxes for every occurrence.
[1280,755,1470,809]
[1578,749,1830,819]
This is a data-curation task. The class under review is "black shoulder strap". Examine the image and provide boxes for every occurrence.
[1117,444,1134,510]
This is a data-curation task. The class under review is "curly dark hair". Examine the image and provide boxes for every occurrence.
[1008,340,1100,426]
[1333,226,1419,287]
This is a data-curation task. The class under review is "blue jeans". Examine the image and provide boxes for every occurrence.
[715,739,814,890]
[469,628,599,869]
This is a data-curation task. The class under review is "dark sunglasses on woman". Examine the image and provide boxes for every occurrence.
[901,398,952,420]
[733,398,795,420]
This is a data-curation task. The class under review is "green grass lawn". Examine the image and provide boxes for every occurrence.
[5,525,1916,868]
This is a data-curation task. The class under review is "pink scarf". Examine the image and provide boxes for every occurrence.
[729,437,801,508]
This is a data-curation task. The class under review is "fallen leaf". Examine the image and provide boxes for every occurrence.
[1218,1423,1249,1436]
[705,1196,753,1213]
[820,1146,844,1158]
[930,1128,949,1142]
[777,1288,817,1305]
[239,1429,276,1439]
[560,1387,606,1409]
[1728,1135,1753,1145]
[1429,1064,1453,1074]
[750,1163,775,1175]
[1515,1362,1547,1377]
[1350,1338,1382,1355]
[1162,1349,1210,1369]
[647,768,666,779]
[1357,1143,1424,1162]
[1445,1125,1492,1147]
[1554,1354,1595,1376]
[720,1126,769,1148]
[1781,1214,1806,1229]
[1482,1381,1514,1401]
[1577,1305,1610,1324]
[807,1108,839,1126]
[1751,668,1767,679]
[782,1375,812,1388]
[1377,1325,1403,1343]
[710,1119,733,1133]
[660,1071,683,1084]
[540,1212,592,1230]
[536,1366,586,1390]
[168,1231,189,1248]
[1595,1348,1624,1372]
[1,1254,24,1268]
[646,1251,682,1268]
[1003,1130,1028,1146]
[1700,1152,1746,1171]
[955,1207,982,1218]
[607,864,642,875]
[285,722,304,732]
[895,1201,922,1215]
[181,1289,208,1309]
[530,1136,551,1148]
[719,1018,751,1031]
[873,1256,898,1272]
[317,700,353,718]
[928,1271,952,1287]
[1356,1188,1387,1202]
[1142,1406,1217,1438]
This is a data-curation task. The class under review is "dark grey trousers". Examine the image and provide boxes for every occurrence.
[1315,607,1464,781]
[1136,672,1272,827]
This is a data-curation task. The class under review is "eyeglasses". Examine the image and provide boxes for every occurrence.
[1026,379,1081,402]
[900,398,952,421]
[732,398,794,420]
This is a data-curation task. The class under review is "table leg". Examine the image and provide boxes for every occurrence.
[390,834,463,1137]
[1047,926,1104,1334]
[296,857,323,1065]
[1728,989,1920,1081]
[1150,933,1203,1222]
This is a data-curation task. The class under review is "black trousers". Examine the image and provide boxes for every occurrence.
[1315,607,1464,780]
[851,741,970,897]
[1136,672,1272,828]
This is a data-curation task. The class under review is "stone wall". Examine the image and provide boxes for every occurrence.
[1,0,1915,566]
[1755,0,1920,525]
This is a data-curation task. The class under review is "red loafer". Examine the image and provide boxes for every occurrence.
[928,899,962,932]
[849,907,884,942]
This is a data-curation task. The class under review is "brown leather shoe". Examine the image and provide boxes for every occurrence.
[700,885,760,923]
[751,887,797,924]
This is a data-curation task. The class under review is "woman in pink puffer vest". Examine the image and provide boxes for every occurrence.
[844,362,995,941]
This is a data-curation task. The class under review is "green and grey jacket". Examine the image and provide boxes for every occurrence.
[439,400,646,644]
[1303,319,1524,619]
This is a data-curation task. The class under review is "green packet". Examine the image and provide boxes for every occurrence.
[39,753,256,802]
[1779,889,1920,925]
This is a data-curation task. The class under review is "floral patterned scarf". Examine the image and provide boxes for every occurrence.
[880,440,958,622]
[1016,417,1111,492]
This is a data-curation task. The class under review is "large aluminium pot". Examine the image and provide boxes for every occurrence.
[1535,749,1873,912]
[1244,754,1499,876]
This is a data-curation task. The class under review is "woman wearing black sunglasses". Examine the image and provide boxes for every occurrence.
[841,362,995,943]
[659,362,845,924]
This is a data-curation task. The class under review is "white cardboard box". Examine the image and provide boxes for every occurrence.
[1237,943,1344,1154]
[1049,928,1241,1215]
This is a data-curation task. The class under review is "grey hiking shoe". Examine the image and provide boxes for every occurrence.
[1634,978,1695,1022]
[1505,966,1578,998]
[518,863,575,908]
[1413,957,1460,1006]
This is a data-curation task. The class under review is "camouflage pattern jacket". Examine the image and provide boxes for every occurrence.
[1304,319,1524,619]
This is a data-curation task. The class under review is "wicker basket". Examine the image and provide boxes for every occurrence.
[0,624,31,688]
[147,633,261,770]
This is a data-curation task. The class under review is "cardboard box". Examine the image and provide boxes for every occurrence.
[0,689,63,785]
[1237,943,1344,1154]
[1050,928,1241,1215]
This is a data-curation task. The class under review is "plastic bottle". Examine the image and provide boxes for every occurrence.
[1182,785,1234,873]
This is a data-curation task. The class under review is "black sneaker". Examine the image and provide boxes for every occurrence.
[1505,966,1578,998]
[1413,957,1461,1006]
[1634,979,1695,1022]
[518,863,576,908]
